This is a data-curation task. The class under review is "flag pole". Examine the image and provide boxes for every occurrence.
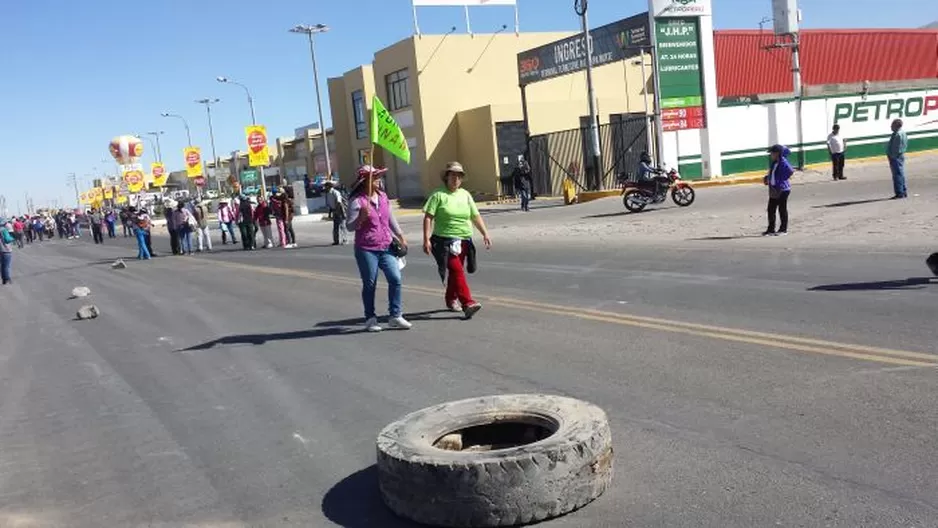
[464,5,472,36]
[413,3,421,36]
[514,2,520,34]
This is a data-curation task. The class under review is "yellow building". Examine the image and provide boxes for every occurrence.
[328,29,653,200]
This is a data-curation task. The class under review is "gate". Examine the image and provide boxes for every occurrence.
[527,114,648,195]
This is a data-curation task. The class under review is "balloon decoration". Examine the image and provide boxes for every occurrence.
[109,135,144,165]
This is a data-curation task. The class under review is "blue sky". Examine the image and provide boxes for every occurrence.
[1,0,931,209]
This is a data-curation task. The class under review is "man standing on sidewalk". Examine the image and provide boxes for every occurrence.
[887,119,908,199]
[324,180,348,245]
[827,124,846,181]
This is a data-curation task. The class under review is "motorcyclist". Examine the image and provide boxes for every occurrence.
[638,152,669,195]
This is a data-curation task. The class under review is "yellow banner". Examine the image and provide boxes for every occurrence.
[152,162,168,186]
[104,188,114,199]
[184,147,203,177]
[245,125,270,167]
[79,192,89,204]
[116,194,128,204]
[123,169,145,193]
[92,187,104,201]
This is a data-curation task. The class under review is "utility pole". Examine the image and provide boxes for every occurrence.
[575,0,602,190]
[147,131,165,162]
[66,173,80,209]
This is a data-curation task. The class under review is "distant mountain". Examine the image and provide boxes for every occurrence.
[922,21,938,29]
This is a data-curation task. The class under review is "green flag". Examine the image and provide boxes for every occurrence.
[370,95,411,164]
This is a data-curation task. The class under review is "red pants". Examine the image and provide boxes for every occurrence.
[445,241,475,306]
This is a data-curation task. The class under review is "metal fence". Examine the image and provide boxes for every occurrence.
[527,115,648,195]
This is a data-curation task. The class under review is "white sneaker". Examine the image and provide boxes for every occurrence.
[448,301,461,312]
[364,317,382,332]
[388,316,413,330]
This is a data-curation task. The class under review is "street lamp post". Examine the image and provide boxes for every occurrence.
[196,98,221,193]
[161,112,193,146]
[147,131,165,162]
[217,76,266,196]
[290,23,333,180]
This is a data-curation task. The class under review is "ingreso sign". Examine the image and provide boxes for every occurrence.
[834,94,938,124]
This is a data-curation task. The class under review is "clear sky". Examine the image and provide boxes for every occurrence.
[1,0,932,210]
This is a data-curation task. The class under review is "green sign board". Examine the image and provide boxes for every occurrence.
[655,17,704,108]
[240,169,258,183]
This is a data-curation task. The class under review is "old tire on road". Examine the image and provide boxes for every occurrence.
[376,394,613,527]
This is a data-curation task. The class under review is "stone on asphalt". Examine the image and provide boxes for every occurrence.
[112,259,127,269]
[70,286,91,298]
[76,305,100,320]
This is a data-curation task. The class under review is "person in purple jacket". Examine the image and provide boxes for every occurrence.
[346,165,411,332]
[763,144,793,237]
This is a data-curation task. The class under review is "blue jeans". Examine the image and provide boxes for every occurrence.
[135,228,151,259]
[889,156,907,197]
[354,247,402,320]
[519,189,531,211]
[1,252,11,283]
[178,226,193,254]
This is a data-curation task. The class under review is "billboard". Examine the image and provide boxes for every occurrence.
[517,13,650,86]
[650,0,711,18]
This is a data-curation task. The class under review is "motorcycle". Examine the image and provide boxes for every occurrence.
[619,165,695,213]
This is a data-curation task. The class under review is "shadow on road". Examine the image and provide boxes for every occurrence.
[809,277,935,292]
[686,234,765,241]
[582,207,667,219]
[321,465,421,528]
[316,310,461,328]
[177,327,364,351]
[812,197,891,209]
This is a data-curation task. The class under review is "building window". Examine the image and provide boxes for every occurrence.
[351,90,367,139]
[358,148,372,165]
[385,69,410,111]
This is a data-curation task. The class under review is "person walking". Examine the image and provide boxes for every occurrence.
[887,118,908,199]
[192,200,213,252]
[134,210,151,260]
[254,198,274,249]
[237,195,256,250]
[105,209,117,238]
[70,211,81,238]
[1,218,14,285]
[173,202,194,255]
[217,200,238,245]
[283,188,297,248]
[346,165,411,332]
[11,217,24,249]
[512,159,534,212]
[164,202,180,255]
[31,216,45,242]
[325,180,348,245]
[763,144,794,237]
[89,208,105,244]
[422,161,492,319]
[827,124,846,181]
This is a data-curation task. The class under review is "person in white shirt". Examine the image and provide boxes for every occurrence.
[827,124,846,181]
[324,180,348,245]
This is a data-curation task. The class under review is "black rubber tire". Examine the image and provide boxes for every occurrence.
[376,394,613,527]
[623,190,646,213]
[671,185,696,207]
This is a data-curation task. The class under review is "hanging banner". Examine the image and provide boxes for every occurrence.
[517,13,650,86]
[245,125,270,167]
[79,192,89,204]
[151,162,168,186]
[184,147,203,178]
[104,188,114,200]
[91,187,104,203]
[116,194,128,204]
[651,0,711,18]
[123,169,145,193]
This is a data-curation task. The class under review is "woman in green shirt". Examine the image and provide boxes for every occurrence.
[422,161,492,319]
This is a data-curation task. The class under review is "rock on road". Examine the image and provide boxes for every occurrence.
[1,161,937,527]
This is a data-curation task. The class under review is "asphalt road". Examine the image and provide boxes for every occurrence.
[2,171,938,527]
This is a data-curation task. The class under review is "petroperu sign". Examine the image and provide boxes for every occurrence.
[651,0,711,18]
[833,94,938,124]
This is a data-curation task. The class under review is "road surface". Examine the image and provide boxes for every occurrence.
[1,164,937,527]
